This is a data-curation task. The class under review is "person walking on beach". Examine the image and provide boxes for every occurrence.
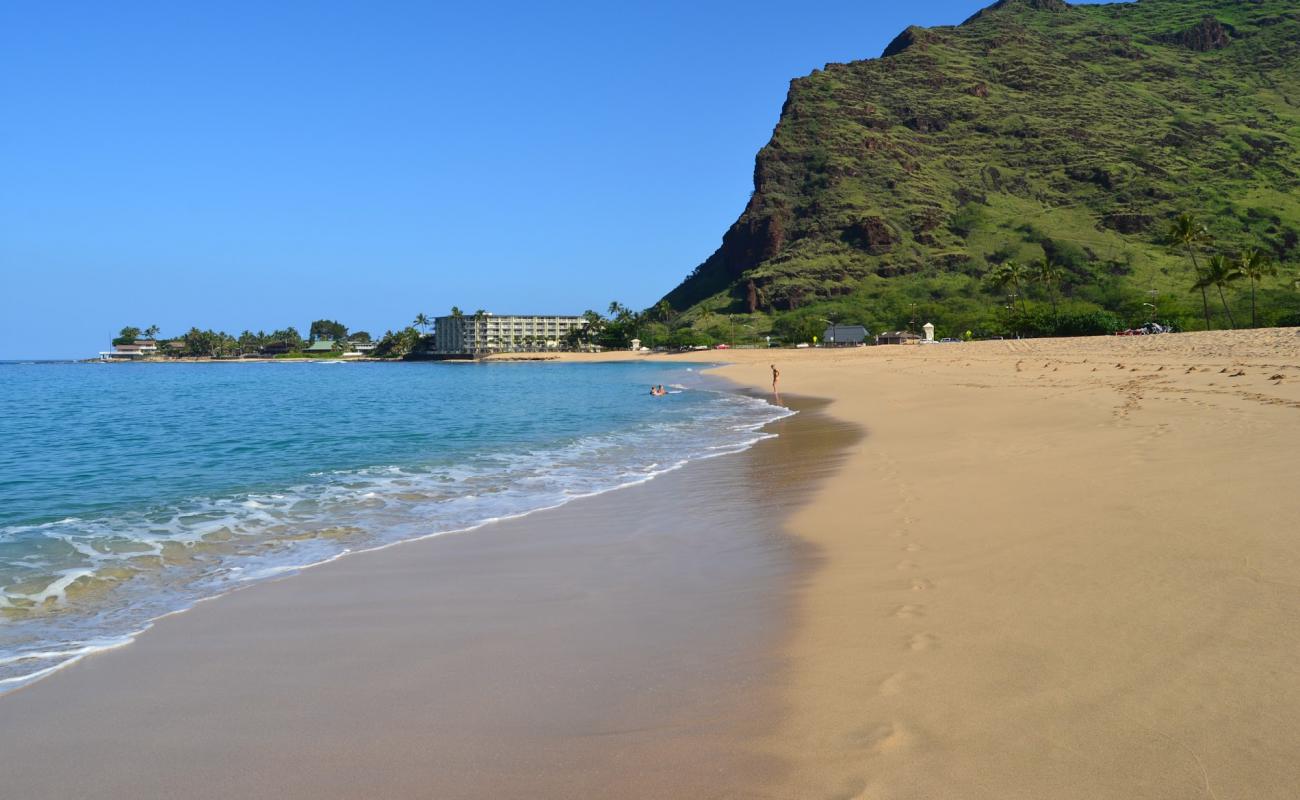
[771,364,780,395]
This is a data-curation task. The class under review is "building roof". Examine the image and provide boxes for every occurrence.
[824,325,869,340]
[878,330,921,339]
[304,339,336,352]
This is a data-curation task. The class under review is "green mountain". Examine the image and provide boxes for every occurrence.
[661,0,1300,339]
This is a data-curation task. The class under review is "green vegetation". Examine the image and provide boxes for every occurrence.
[660,0,1300,341]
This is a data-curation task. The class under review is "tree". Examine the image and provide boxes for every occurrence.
[1196,254,1240,329]
[267,327,304,352]
[647,300,673,323]
[1033,255,1063,325]
[309,319,348,342]
[350,330,372,343]
[114,326,142,345]
[1168,213,1214,330]
[143,325,160,340]
[1232,247,1276,328]
[372,327,422,358]
[772,313,823,345]
[413,313,430,334]
[182,327,217,357]
[237,330,262,355]
[988,260,1029,314]
[450,306,463,320]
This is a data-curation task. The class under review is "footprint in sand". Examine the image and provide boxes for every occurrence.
[890,604,926,619]
[878,671,911,696]
[910,578,935,591]
[908,632,939,651]
[850,722,917,754]
[902,543,923,553]
[896,560,921,571]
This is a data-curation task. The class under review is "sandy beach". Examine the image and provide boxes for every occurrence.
[682,328,1300,798]
[3,328,1299,798]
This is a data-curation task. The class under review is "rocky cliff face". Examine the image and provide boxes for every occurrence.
[663,0,1300,318]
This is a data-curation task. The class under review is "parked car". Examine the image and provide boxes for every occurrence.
[715,343,730,349]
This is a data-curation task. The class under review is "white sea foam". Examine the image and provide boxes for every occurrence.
[0,387,792,693]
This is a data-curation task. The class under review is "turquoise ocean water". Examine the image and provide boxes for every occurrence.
[0,360,789,692]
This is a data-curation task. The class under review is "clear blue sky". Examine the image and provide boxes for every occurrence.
[1,0,1119,359]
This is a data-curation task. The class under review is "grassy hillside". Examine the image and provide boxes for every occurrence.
[660,0,1300,341]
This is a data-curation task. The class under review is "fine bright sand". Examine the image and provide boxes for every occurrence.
[663,328,1300,799]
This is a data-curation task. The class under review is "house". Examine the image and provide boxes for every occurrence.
[99,339,159,361]
[349,339,377,353]
[822,324,869,346]
[260,341,293,356]
[303,339,337,354]
[876,331,921,345]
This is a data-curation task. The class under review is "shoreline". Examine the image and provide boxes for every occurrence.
[0,391,859,798]
[0,373,790,695]
[5,329,1299,796]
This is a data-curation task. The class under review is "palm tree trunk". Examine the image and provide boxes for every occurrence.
[1217,284,1236,329]
[1251,280,1258,328]
[1189,248,1211,331]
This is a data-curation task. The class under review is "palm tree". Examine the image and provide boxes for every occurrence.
[144,324,160,340]
[1169,213,1214,330]
[1195,254,1240,329]
[413,313,430,334]
[1233,247,1276,328]
[649,300,673,323]
[989,260,1029,313]
[1033,256,1063,325]
[450,306,463,320]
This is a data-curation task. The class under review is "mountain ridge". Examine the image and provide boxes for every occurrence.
[661,0,1300,337]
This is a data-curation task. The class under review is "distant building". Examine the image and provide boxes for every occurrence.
[876,331,921,345]
[99,339,159,361]
[822,324,869,346]
[349,339,377,353]
[303,339,337,353]
[260,341,294,356]
[434,314,588,355]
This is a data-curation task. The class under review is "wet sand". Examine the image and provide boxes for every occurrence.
[0,399,858,799]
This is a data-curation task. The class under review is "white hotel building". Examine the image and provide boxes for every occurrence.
[434,313,589,355]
